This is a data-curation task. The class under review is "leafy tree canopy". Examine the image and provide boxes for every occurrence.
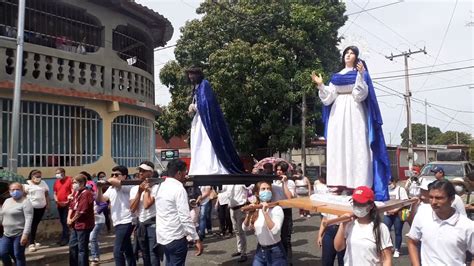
[157,0,347,154]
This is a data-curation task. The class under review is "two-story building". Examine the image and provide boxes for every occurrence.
[0,0,173,180]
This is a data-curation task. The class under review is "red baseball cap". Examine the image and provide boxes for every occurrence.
[352,186,375,204]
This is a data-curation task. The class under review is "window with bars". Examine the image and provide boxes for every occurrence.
[0,99,103,167]
[112,115,154,167]
[0,0,103,53]
[112,25,153,73]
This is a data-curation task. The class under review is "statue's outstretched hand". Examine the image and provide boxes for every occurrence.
[311,71,323,87]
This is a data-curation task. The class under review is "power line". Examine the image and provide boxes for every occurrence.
[429,105,474,130]
[342,0,370,35]
[413,83,474,93]
[373,81,474,114]
[411,97,474,114]
[412,107,473,127]
[346,19,403,55]
[345,1,403,16]
[371,59,474,75]
[349,0,471,85]
[417,0,459,91]
[372,65,474,80]
[154,44,177,52]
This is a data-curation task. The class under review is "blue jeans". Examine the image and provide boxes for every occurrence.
[205,201,212,232]
[0,235,26,266]
[69,229,92,266]
[114,223,136,266]
[383,214,404,250]
[137,223,160,266]
[321,225,344,266]
[198,201,211,239]
[252,242,287,266]
[57,206,70,242]
[89,223,105,259]
[163,237,188,266]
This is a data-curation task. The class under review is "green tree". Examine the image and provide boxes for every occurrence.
[156,0,346,154]
[433,131,472,145]
[400,123,442,146]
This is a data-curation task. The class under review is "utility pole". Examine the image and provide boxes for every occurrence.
[386,48,427,173]
[301,92,306,176]
[425,99,428,165]
[7,0,26,173]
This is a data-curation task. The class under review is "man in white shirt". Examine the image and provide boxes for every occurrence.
[130,161,159,266]
[228,184,249,263]
[431,166,467,216]
[217,185,233,237]
[407,179,474,266]
[97,165,136,266]
[144,159,203,266]
[272,161,296,265]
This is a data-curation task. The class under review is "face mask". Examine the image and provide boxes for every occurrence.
[33,177,42,184]
[10,190,23,200]
[353,205,371,218]
[72,183,80,191]
[454,185,464,194]
[55,174,63,179]
[259,190,272,202]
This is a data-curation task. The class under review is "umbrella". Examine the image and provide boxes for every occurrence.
[253,157,293,171]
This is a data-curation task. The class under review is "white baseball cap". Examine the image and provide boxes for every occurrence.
[419,179,434,191]
[137,164,153,171]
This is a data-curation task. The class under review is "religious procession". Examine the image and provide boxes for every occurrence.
[0,1,472,266]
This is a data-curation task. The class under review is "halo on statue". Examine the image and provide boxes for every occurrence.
[338,34,371,60]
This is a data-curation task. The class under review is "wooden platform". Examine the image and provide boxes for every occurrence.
[277,197,416,216]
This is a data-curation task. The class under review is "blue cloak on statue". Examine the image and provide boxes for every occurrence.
[322,67,391,201]
[195,80,243,174]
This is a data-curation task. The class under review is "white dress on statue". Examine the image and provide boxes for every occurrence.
[318,68,372,189]
[188,102,229,176]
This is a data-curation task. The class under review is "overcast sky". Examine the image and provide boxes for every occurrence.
[138,0,473,145]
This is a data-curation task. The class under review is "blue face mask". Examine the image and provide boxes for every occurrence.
[10,190,23,200]
[259,190,272,202]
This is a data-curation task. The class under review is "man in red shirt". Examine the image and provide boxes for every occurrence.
[53,167,72,246]
[68,174,94,266]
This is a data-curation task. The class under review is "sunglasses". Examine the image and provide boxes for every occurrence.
[110,173,121,177]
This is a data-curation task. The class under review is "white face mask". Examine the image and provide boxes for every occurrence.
[55,174,63,179]
[454,185,464,194]
[72,183,80,191]
[353,205,371,218]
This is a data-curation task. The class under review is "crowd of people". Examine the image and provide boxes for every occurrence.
[0,160,472,266]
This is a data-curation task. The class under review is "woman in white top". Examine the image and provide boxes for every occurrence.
[383,177,408,258]
[334,186,392,266]
[294,169,311,218]
[24,169,49,252]
[243,181,286,266]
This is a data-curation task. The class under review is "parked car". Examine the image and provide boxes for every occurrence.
[418,161,473,195]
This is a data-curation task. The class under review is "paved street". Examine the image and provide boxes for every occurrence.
[51,212,412,265]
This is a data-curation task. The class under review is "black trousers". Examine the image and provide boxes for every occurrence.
[217,204,233,235]
[281,208,293,262]
[29,207,46,244]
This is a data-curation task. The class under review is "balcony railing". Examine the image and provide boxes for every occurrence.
[0,41,155,105]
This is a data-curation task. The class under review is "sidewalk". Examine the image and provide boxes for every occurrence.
[25,235,115,266]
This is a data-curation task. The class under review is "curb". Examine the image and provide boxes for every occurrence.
[26,242,115,266]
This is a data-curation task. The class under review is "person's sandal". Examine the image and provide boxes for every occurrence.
[237,255,247,263]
